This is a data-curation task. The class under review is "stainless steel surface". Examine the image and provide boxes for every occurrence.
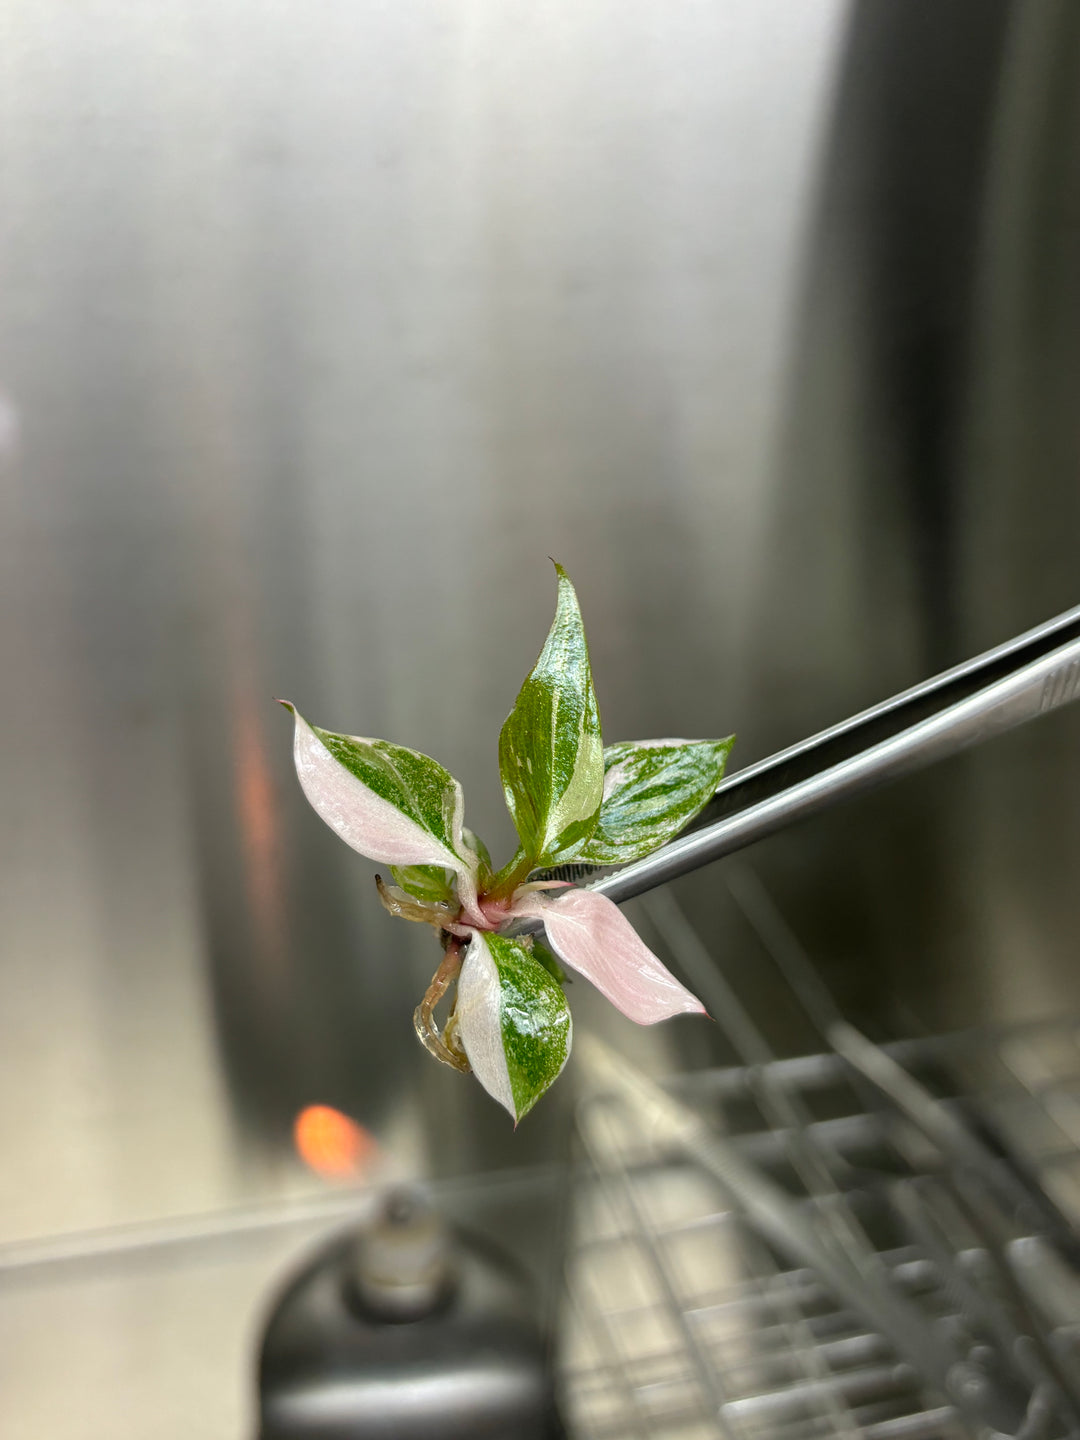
[731,0,1080,1041]
[5,0,1080,1434]
[0,0,847,1252]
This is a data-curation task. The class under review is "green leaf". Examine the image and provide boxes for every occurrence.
[576,737,735,865]
[390,864,455,905]
[498,564,604,867]
[491,845,529,894]
[455,931,573,1121]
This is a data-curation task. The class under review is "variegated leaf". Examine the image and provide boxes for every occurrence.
[454,931,572,1121]
[284,704,479,910]
[577,737,734,865]
[511,887,706,1025]
[498,564,604,868]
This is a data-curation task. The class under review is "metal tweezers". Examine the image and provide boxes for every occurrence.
[582,600,1080,906]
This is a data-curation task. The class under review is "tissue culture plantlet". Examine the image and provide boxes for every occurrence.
[281,564,733,1121]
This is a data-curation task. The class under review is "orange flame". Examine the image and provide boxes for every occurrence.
[294,1105,376,1180]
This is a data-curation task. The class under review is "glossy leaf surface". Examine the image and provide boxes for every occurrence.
[512,887,706,1025]
[455,930,572,1121]
[577,737,734,865]
[498,565,604,867]
[285,705,478,908]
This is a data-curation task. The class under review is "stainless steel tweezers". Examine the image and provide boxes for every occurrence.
[585,600,1080,906]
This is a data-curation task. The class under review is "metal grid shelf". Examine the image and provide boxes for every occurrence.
[557,892,1080,1440]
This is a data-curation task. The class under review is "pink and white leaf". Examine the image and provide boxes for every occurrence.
[511,887,707,1025]
[286,705,481,918]
[455,930,572,1121]
[454,932,514,1117]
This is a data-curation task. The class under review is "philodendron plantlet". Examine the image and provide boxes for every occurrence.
[281,564,733,1122]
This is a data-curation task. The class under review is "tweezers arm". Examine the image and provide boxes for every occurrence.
[594,631,1080,906]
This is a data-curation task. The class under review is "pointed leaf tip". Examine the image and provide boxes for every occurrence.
[511,887,706,1025]
[578,737,734,865]
[287,707,479,910]
[498,566,604,869]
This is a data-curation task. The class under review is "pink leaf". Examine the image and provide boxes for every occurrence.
[511,887,707,1025]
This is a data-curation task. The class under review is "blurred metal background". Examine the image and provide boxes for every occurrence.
[3,0,1080,1432]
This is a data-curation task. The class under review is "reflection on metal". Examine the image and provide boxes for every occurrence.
[6,3,1080,1436]
[0,0,853,1244]
[293,1105,379,1181]
[4,0,1080,1378]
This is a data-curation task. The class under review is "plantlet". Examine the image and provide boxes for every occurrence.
[280,564,733,1121]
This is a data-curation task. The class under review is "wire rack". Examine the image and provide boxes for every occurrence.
[557,886,1080,1440]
